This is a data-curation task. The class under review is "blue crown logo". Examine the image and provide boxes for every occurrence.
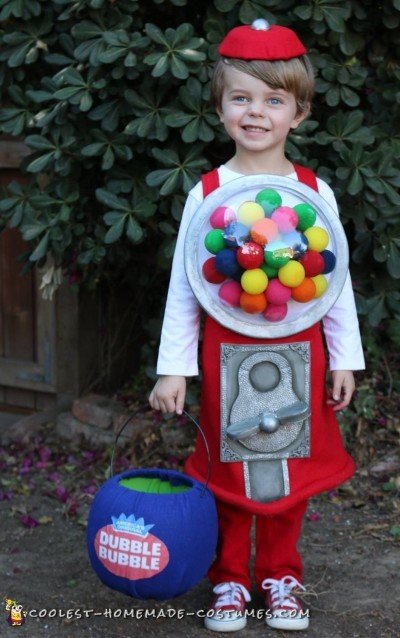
[111,513,154,537]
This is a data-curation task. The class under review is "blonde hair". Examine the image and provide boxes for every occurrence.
[211,56,315,116]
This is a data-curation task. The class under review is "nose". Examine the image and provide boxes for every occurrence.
[247,100,266,117]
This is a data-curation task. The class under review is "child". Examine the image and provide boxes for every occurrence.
[149,19,365,632]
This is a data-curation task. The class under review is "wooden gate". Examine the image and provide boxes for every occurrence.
[0,137,57,409]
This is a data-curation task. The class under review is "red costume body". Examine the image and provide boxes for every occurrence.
[184,165,355,588]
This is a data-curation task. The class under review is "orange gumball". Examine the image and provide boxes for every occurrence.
[240,292,267,314]
[291,277,316,303]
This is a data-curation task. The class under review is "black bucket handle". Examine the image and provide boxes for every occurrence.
[110,409,212,491]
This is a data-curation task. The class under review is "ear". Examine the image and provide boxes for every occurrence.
[290,103,310,130]
[216,106,224,124]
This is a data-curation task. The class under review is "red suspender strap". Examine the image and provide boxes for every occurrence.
[293,163,319,192]
[201,165,318,197]
[201,168,220,197]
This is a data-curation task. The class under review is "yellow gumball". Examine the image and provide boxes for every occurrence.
[237,201,265,227]
[312,274,328,297]
[278,261,305,288]
[241,268,268,294]
[304,226,329,252]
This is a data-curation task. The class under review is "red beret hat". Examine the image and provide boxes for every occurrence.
[218,19,307,61]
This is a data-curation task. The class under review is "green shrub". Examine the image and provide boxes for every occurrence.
[0,0,400,363]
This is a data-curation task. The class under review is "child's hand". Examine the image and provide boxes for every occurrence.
[327,370,355,411]
[149,375,186,415]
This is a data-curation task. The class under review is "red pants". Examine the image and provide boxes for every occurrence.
[208,498,308,592]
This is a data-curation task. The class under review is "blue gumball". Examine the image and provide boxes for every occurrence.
[321,250,336,274]
[215,248,242,278]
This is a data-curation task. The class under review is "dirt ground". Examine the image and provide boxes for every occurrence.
[1,416,399,638]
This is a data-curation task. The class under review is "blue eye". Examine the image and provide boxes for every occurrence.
[268,98,283,105]
[233,96,248,103]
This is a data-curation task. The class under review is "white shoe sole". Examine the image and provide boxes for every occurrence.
[266,615,310,631]
[204,615,247,632]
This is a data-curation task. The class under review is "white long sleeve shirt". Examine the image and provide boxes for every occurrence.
[156,165,365,376]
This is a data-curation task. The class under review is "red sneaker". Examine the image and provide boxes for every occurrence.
[204,581,251,632]
[262,575,310,631]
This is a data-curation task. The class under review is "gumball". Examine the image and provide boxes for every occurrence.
[278,261,305,288]
[261,263,279,279]
[240,291,267,314]
[293,203,317,231]
[282,230,308,258]
[250,218,279,246]
[312,274,328,298]
[291,277,316,302]
[299,250,325,277]
[271,207,298,234]
[237,201,265,227]
[223,221,250,248]
[264,240,292,268]
[264,279,291,305]
[241,268,268,295]
[215,249,241,278]
[255,189,282,216]
[202,258,226,284]
[304,226,329,252]
[263,303,288,322]
[204,229,225,254]
[237,242,264,269]
[321,250,336,274]
[210,206,236,229]
[218,281,242,307]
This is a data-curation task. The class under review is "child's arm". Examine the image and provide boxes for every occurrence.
[149,375,186,415]
[326,370,355,411]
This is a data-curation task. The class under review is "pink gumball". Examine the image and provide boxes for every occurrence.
[210,206,236,229]
[218,280,242,307]
[271,207,298,234]
[263,303,288,322]
[264,279,291,305]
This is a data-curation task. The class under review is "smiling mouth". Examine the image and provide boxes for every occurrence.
[243,125,269,132]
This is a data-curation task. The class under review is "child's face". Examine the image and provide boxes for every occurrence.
[217,66,307,159]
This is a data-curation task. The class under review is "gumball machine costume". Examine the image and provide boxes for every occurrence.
[184,165,355,512]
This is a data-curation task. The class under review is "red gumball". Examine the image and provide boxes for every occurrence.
[202,257,226,284]
[299,250,325,277]
[236,242,264,269]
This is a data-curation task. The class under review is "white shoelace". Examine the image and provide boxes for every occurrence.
[212,582,251,610]
[261,575,305,610]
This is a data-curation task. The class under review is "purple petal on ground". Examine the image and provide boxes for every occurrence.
[21,515,39,528]
[35,461,48,470]
[54,485,70,503]
[66,499,78,516]
[82,451,95,462]
[48,472,62,483]
[19,457,33,475]
[327,490,338,500]
[38,446,52,462]
[0,491,13,501]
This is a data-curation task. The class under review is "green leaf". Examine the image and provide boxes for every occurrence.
[126,217,143,243]
[104,217,126,243]
[26,152,55,173]
[29,232,49,261]
[387,244,400,278]
[96,189,128,211]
